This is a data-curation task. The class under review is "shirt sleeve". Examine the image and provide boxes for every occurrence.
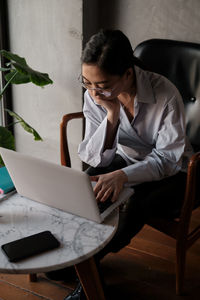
[78,91,118,167]
[122,95,186,186]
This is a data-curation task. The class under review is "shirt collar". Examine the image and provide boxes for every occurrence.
[134,66,156,104]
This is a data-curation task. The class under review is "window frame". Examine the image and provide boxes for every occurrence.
[0,0,13,128]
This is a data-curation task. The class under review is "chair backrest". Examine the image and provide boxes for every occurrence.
[133,39,200,152]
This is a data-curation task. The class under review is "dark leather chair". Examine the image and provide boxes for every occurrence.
[60,39,200,295]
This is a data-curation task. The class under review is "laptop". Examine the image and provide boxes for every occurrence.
[0,147,134,223]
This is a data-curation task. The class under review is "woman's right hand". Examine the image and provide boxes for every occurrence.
[90,93,121,125]
[90,169,128,203]
[89,91,121,149]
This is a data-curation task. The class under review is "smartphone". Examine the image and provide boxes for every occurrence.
[1,230,60,262]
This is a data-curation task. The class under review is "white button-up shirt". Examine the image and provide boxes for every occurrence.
[78,66,193,186]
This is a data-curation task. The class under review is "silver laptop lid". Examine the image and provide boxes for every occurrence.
[0,148,102,223]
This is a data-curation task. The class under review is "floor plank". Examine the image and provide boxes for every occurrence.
[0,273,74,300]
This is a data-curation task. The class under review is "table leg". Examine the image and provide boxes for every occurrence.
[28,273,37,282]
[75,256,106,300]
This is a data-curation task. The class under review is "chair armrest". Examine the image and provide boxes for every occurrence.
[178,151,200,239]
[60,112,84,167]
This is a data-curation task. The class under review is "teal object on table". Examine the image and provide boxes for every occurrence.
[0,166,15,194]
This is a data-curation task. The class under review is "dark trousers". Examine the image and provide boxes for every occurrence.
[86,154,187,260]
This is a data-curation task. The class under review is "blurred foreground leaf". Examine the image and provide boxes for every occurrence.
[0,126,15,165]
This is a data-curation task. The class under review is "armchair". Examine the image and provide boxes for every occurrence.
[60,39,200,295]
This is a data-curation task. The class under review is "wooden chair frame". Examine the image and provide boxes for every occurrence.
[60,111,200,295]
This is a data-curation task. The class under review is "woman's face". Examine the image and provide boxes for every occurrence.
[81,63,126,101]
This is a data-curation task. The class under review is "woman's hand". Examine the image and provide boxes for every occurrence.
[91,95,121,149]
[90,93,120,123]
[95,97,120,114]
[90,170,128,203]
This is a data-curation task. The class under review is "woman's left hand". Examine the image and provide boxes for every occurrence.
[90,170,128,203]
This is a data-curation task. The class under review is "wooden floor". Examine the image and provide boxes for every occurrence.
[0,209,200,300]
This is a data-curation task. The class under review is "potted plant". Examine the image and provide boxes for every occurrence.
[0,50,53,165]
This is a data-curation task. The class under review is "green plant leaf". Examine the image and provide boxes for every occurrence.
[0,126,15,165]
[6,109,43,141]
[0,50,53,86]
[1,50,27,66]
[5,70,30,84]
[0,71,19,100]
[0,67,11,71]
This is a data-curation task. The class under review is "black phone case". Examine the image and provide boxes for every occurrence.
[1,230,60,262]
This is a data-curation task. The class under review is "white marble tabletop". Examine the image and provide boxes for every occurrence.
[0,193,118,274]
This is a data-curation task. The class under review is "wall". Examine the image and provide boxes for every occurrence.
[97,0,200,50]
[7,0,83,168]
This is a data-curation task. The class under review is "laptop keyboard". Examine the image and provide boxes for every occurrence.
[98,199,113,214]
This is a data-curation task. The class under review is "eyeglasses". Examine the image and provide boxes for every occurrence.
[78,75,116,97]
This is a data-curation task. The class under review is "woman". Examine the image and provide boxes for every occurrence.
[64,29,193,300]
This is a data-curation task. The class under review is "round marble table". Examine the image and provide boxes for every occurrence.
[0,193,118,300]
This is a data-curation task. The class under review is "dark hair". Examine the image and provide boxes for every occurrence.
[82,29,141,76]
